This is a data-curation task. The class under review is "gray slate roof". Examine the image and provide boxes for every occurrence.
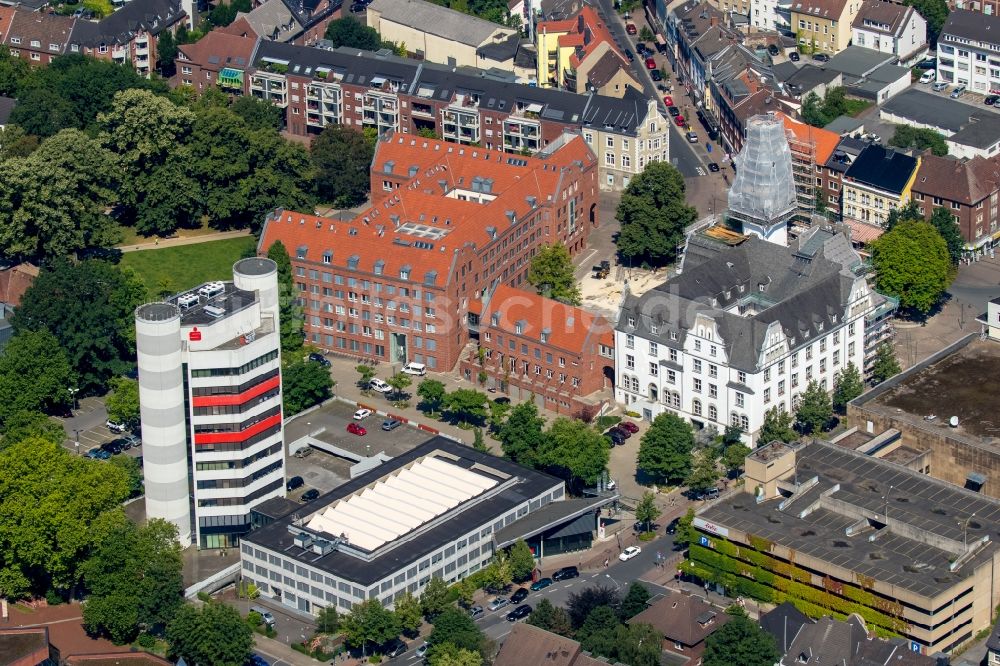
[619,229,860,371]
[71,0,185,46]
[940,8,1000,49]
[368,0,512,48]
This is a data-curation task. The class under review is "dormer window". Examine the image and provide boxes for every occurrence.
[374,260,385,275]
[759,284,766,292]
[10,38,20,45]
[296,245,307,259]
[628,316,636,327]
[322,251,332,264]
[399,265,411,280]
[540,328,550,343]
[515,321,524,335]
[491,313,500,326]
[651,324,658,335]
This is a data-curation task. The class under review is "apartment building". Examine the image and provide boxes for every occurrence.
[536,5,639,96]
[136,258,285,549]
[842,144,920,238]
[259,132,598,371]
[954,0,1000,19]
[911,153,1000,256]
[694,439,1000,655]
[235,39,667,191]
[938,10,1000,95]
[615,227,875,442]
[72,0,186,76]
[777,112,841,218]
[790,0,863,55]
[228,0,338,47]
[459,284,614,419]
[3,8,75,64]
[851,0,927,63]
[174,31,256,91]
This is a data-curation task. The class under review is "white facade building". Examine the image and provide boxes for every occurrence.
[136,258,285,549]
[937,9,1000,94]
[614,229,876,443]
[851,1,927,64]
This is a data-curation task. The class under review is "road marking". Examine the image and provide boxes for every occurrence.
[576,248,598,268]
[695,167,706,176]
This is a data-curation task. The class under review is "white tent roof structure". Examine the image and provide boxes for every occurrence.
[306,455,499,551]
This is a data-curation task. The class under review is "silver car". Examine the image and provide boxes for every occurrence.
[488,597,510,612]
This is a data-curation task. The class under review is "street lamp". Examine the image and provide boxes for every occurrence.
[74,429,81,455]
[68,387,79,412]
[604,574,621,591]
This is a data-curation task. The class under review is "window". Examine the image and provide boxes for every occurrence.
[692,399,702,416]
[649,342,658,356]
[735,392,745,408]
[764,388,771,403]
[709,384,717,398]
[708,404,718,421]
[625,334,635,349]
[606,136,614,148]
[709,364,717,378]
[693,378,702,393]
[737,370,747,384]
[605,152,615,166]
[693,359,702,374]
[626,354,635,370]
[649,362,659,377]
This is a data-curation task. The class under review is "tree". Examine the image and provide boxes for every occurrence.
[619,582,651,621]
[418,379,448,413]
[340,599,401,650]
[567,586,620,628]
[110,455,143,498]
[576,605,621,656]
[507,540,535,581]
[386,372,412,400]
[421,576,452,619]
[618,623,665,666]
[703,614,780,666]
[231,95,284,131]
[428,607,486,653]
[487,398,511,433]
[105,377,140,429]
[317,606,339,634]
[527,243,581,304]
[639,26,655,41]
[455,578,476,608]
[686,449,720,494]
[444,388,488,426]
[282,359,334,415]
[156,29,177,76]
[356,364,377,390]
[207,0,251,26]
[721,424,743,447]
[0,126,39,162]
[427,643,483,666]
[0,47,28,97]
[889,124,948,157]
[616,161,697,267]
[0,411,65,450]
[538,418,610,488]
[870,221,950,316]
[13,260,146,394]
[721,441,751,477]
[479,553,512,592]
[832,363,865,413]
[166,602,253,666]
[759,406,797,444]
[266,240,304,354]
[795,380,833,435]
[674,507,697,550]
[325,16,384,50]
[636,412,695,484]
[311,125,375,207]
[871,341,901,384]
[393,591,423,636]
[0,330,74,423]
[82,517,183,643]
[634,491,661,532]
[929,206,965,266]
[801,87,865,128]
[0,130,119,262]
[527,598,572,636]
[498,401,545,466]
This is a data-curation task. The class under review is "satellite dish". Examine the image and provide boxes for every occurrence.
[950,416,959,428]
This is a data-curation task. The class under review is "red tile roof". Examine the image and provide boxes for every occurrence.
[777,112,840,166]
[176,30,256,72]
[628,593,730,646]
[483,284,613,354]
[0,7,16,43]
[0,262,38,308]
[538,5,624,69]
[845,219,884,244]
[260,133,594,283]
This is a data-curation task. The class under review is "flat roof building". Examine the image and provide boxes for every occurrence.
[692,438,1000,655]
[240,437,571,615]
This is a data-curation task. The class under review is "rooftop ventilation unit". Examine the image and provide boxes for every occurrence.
[293,532,314,550]
[204,305,226,319]
[312,539,334,556]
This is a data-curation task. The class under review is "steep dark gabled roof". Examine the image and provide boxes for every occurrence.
[72,0,185,46]
[844,144,918,195]
[761,602,813,653]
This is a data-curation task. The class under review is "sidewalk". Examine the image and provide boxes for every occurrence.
[117,229,251,253]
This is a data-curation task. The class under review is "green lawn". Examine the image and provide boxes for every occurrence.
[120,237,257,297]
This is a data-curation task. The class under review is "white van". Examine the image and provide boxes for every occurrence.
[370,378,392,393]
[919,70,935,84]
[402,362,426,376]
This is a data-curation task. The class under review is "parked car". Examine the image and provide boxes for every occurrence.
[249,655,270,666]
[916,58,936,69]
[634,520,658,532]
[619,421,640,434]
[308,352,331,366]
[813,52,829,62]
[353,408,372,420]
[370,378,392,393]
[350,1,366,11]
[666,517,680,534]
[553,566,579,581]
[469,605,484,619]
[609,425,631,439]
[122,434,141,450]
[493,396,511,404]
[402,362,426,375]
[695,487,721,500]
[382,418,402,431]
[506,604,532,622]
[488,597,510,612]
[384,638,407,658]
[636,42,648,55]
[530,577,553,591]
[301,488,320,501]
[919,70,935,84]
[645,57,656,70]
[687,131,699,143]
[624,48,635,62]
[605,429,626,446]
[767,44,779,56]
[674,114,686,126]
[663,95,674,106]
[294,447,313,458]
[286,476,304,491]
[102,439,127,455]
[85,447,110,460]
[789,51,800,61]
[651,70,662,81]
[347,422,367,436]
[986,95,999,105]
[619,546,642,561]
[951,85,967,98]
[625,22,637,34]
[708,162,721,172]
[510,587,529,603]
[668,106,680,116]
[415,644,429,658]
[932,81,948,92]
[106,419,126,433]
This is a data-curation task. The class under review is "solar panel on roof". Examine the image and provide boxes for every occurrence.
[541,108,564,120]
[207,55,220,64]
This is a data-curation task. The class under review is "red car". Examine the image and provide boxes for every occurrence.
[620,421,640,434]
[663,95,674,106]
[674,115,685,126]
[626,22,637,35]
[346,422,367,436]
[645,57,656,70]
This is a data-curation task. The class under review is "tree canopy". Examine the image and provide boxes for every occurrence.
[702,614,780,666]
[324,17,386,51]
[527,598,573,636]
[105,377,140,429]
[636,412,695,484]
[340,599,401,650]
[166,602,253,666]
[904,0,949,44]
[871,341,901,384]
[538,417,610,488]
[0,329,74,424]
[13,260,147,394]
[567,585,620,628]
[870,220,950,316]
[889,125,948,156]
[801,87,868,128]
[282,359,334,415]
[527,243,581,304]
[832,363,864,413]
[499,401,546,466]
[759,406,797,444]
[615,161,696,267]
[795,380,833,435]
[311,124,376,207]
[428,607,487,655]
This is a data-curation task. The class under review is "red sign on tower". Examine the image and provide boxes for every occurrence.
[189,327,202,341]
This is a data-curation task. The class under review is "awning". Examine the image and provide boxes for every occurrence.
[845,219,884,244]
[370,76,386,87]
[525,102,544,113]
[218,67,243,89]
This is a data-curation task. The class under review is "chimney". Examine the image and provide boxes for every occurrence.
[710,15,719,26]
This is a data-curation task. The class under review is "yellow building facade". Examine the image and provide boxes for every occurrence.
[791,0,863,54]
